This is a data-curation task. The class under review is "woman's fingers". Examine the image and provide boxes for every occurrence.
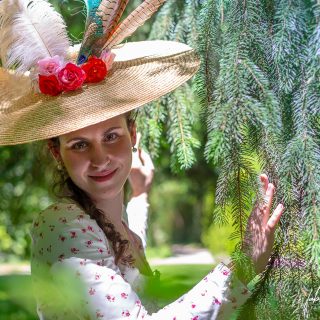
[260,174,269,193]
[265,183,275,209]
[259,174,274,225]
[267,203,284,230]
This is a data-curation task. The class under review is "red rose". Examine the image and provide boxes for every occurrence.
[81,56,107,83]
[38,74,63,96]
[58,63,86,91]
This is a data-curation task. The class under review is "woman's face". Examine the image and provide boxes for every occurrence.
[55,114,136,201]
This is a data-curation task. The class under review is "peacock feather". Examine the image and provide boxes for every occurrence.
[77,0,129,64]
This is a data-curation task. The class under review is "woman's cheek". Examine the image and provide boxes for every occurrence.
[63,154,87,177]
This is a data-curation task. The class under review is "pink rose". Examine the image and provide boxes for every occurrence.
[37,55,64,76]
[100,49,116,70]
[58,63,86,91]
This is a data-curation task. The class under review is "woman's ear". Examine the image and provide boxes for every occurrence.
[47,140,61,162]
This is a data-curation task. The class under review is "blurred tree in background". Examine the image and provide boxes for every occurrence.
[0,1,319,319]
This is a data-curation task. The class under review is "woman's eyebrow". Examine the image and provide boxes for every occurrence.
[102,126,122,135]
[66,126,123,143]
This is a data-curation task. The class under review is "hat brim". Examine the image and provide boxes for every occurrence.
[0,41,200,146]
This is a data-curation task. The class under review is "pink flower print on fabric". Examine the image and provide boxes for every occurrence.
[135,300,141,307]
[86,240,93,248]
[98,248,104,254]
[70,231,77,238]
[121,310,130,317]
[37,55,63,75]
[96,310,104,318]
[192,316,199,320]
[89,288,96,295]
[222,268,230,276]
[80,259,87,266]
[106,295,115,302]
[77,214,84,221]
[201,290,207,296]
[213,298,221,305]
[121,292,128,299]
[95,273,101,280]
[87,225,94,232]
[81,228,87,233]
[59,235,66,242]
[59,217,67,224]
[71,247,79,254]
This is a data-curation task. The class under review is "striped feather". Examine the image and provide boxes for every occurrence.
[78,0,129,63]
[103,0,166,49]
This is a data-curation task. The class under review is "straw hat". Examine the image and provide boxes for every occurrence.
[0,0,200,146]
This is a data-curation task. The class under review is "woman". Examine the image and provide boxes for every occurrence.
[0,0,284,319]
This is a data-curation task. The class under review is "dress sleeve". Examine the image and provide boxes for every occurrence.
[126,194,149,249]
[31,203,251,320]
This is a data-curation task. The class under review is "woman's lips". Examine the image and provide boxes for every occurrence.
[89,169,117,182]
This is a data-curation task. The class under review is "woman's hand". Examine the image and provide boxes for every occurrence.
[242,174,284,275]
[128,133,155,198]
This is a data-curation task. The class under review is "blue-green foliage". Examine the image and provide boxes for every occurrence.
[195,0,320,319]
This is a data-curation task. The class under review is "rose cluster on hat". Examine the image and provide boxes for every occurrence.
[0,0,200,146]
[37,51,115,96]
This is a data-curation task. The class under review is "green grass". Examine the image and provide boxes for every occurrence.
[0,264,213,319]
[148,264,213,307]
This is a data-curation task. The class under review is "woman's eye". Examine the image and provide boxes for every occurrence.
[104,133,118,142]
[72,141,87,150]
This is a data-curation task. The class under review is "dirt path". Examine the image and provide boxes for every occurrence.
[149,245,215,266]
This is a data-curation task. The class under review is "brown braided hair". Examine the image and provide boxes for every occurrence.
[49,113,135,266]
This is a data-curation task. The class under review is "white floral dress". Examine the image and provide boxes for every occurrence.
[30,197,251,319]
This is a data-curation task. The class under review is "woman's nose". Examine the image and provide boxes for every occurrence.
[90,145,110,168]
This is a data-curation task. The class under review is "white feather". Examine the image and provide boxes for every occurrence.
[0,0,70,73]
